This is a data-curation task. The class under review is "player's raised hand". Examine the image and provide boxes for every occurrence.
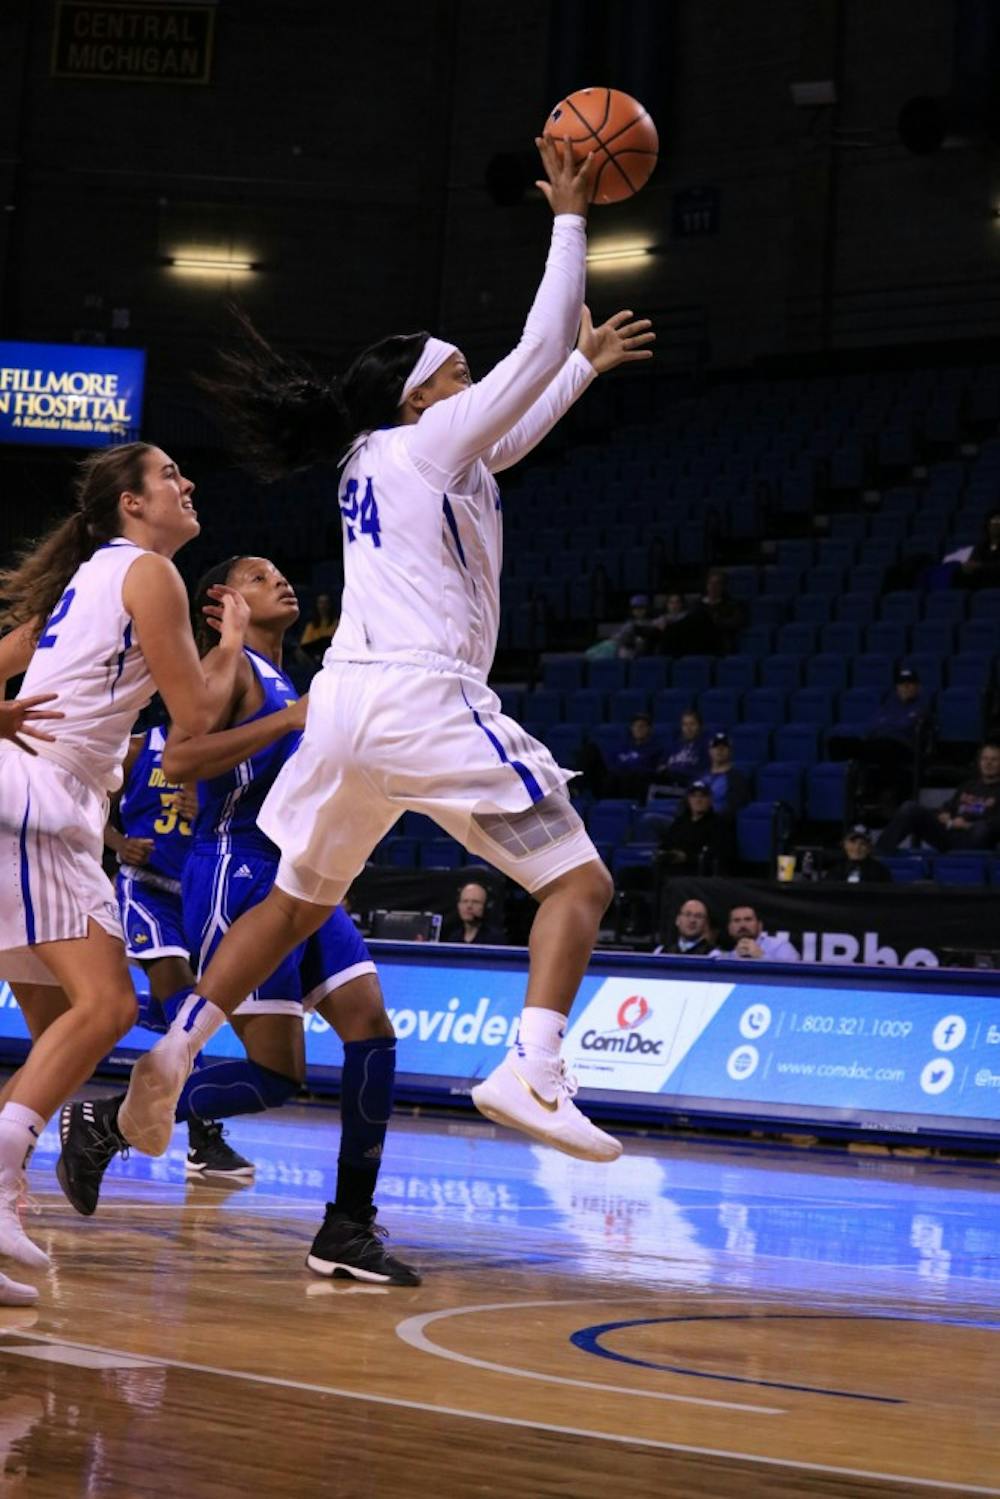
[577,307,655,374]
[0,694,63,755]
[535,136,593,218]
[202,585,251,648]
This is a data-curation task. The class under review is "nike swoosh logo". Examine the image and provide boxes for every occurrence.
[511,1067,559,1114]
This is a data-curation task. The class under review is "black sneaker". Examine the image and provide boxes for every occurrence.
[306,1206,422,1286]
[185,1119,255,1181]
[56,1098,127,1216]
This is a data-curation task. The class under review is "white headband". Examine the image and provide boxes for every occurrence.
[401,337,459,401]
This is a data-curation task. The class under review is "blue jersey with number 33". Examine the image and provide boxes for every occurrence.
[118,725,192,883]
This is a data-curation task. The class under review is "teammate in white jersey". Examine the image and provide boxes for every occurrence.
[118,138,654,1166]
[0,441,250,1290]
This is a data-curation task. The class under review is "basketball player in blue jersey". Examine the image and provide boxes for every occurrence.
[103,724,254,1178]
[59,555,417,1284]
[0,441,250,1293]
[118,138,654,1173]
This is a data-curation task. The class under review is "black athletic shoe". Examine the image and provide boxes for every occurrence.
[185,1119,255,1181]
[56,1098,127,1217]
[306,1205,422,1286]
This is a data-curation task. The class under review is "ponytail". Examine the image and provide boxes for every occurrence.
[0,441,153,632]
[200,310,431,481]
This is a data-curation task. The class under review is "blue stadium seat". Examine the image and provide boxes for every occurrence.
[836,686,881,724]
[401,812,440,842]
[700,687,741,732]
[911,620,955,655]
[736,802,779,865]
[821,622,863,656]
[805,655,850,691]
[738,626,775,657]
[587,723,627,759]
[759,655,803,692]
[743,688,788,726]
[749,596,788,629]
[852,564,887,595]
[851,653,894,690]
[544,724,585,766]
[566,689,607,726]
[776,623,818,656]
[588,802,634,844]
[541,656,586,693]
[947,653,993,689]
[882,854,929,884]
[969,589,1000,619]
[381,837,420,869]
[652,688,695,727]
[611,844,657,877]
[807,761,852,822]
[498,688,524,721]
[586,659,628,693]
[793,595,834,625]
[865,622,909,657]
[628,657,671,693]
[923,592,967,624]
[936,688,985,744]
[834,595,876,626]
[776,539,814,570]
[903,653,944,693]
[715,654,759,691]
[756,762,805,814]
[760,565,802,598]
[790,687,835,726]
[673,657,714,695]
[731,723,773,766]
[528,689,565,726]
[815,539,857,570]
[931,853,991,886]
[422,838,466,869]
[957,619,1000,654]
[611,688,652,721]
[879,592,919,625]
[803,566,845,597]
[773,723,822,764]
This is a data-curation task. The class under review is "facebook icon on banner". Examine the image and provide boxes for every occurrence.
[932,1015,967,1052]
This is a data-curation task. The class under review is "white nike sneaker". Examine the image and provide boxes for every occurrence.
[471,1052,623,1162]
[0,1177,49,1270]
[118,1042,191,1157]
[0,1273,39,1306]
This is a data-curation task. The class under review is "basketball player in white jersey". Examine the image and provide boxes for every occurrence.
[0,442,250,1291]
[118,137,654,1166]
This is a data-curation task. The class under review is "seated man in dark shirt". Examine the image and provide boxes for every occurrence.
[829,666,930,807]
[656,708,710,788]
[656,897,715,955]
[704,732,752,817]
[439,881,506,945]
[603,712,665,799]
[656,781,730,875]
[877,742,1000,854]
[823,825,893,884]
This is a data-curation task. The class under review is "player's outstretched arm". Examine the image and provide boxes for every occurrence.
[122,554,250,738]
[409,139,592,488]
[486,307,655,474]
[162,694,307,783]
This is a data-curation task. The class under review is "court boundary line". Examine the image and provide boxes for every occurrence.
[4,1326,998,1494]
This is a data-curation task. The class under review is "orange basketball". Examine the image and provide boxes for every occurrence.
[543,87,658,204]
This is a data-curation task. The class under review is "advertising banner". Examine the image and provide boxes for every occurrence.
[0,341,145,447]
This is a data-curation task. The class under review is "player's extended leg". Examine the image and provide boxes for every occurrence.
[304,969,419,1286]
[0,923,136,1267]
[119,887,333,1155]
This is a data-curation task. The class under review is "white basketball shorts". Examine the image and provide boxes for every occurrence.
[257,659,601,906]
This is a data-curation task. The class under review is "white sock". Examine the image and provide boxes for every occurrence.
[515,1007,567,1061]
[161,993,227,1063]
[0,1103,47,1177]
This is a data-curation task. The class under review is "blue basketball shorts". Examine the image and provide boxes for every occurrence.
[116,867,188,962]
[300,906,376,1008]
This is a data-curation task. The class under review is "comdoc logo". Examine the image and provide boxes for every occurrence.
[582,994,663,1055]
[616,995,651,1030]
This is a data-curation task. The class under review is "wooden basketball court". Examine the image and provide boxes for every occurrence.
[0,1099,997,1496]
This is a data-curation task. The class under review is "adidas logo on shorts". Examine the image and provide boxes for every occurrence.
[233,864,253,879]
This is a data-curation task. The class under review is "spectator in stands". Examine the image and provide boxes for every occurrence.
[655,897,715,956]
[960,511,1000,589]
[705,731,752,816]
[695,568,747,654]
[829,666,930,809]
[584,712,665,799]
[613,594,660,659]
[713,904,800,962]
[650,590,696,657]
[823,825,893,884]
[655,781,730,875]
[656,707,710,788]
[299,592,338,657]
[876,741,1000,854]
[439,881,505,945]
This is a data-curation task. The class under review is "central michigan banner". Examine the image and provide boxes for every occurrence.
[0,341,145,447]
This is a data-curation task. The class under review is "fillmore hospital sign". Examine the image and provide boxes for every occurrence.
[51,1,216,85]
[0,343,146,447]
